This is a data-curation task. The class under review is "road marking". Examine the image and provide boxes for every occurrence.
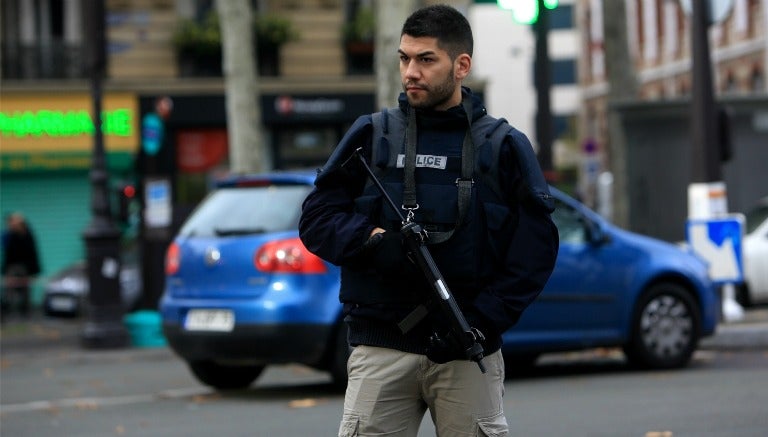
[0,386,213,414]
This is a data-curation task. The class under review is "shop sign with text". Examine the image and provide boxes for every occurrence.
[0,92,138,172]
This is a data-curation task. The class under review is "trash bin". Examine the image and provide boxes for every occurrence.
[123,310,167,348]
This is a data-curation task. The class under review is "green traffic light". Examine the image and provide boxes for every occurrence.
[496,0,558,24]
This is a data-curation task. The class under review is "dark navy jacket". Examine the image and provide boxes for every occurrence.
[299,90,559,355]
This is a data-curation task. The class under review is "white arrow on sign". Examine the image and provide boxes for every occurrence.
[688,222,740,281]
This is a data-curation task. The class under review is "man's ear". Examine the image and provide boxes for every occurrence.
[455,54,472,80]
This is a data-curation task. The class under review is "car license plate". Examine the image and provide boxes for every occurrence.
[49,296,77,312]
[184,309,235,332]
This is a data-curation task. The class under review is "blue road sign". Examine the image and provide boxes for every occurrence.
[686,215,744,284]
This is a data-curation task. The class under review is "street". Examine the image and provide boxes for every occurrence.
[2,312,768,436]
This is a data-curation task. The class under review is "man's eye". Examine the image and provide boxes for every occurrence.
[421,58,434,63]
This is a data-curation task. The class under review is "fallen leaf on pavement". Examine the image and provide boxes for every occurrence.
[289,398,319,408]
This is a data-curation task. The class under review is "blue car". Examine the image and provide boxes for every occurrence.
[160,172,345,389]
[502,187,719,370]
[160,172,719,390]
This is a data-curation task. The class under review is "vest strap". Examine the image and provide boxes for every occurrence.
[405,98,475,244]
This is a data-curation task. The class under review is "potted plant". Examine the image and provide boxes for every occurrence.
[342,6,375,74]
[253,14,299,76]
[172,12,222,77]
[172,12,298,77]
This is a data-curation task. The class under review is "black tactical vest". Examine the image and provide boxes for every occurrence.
[340,106,518,305]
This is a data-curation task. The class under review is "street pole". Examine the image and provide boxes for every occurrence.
[690,0,721,183]
[687,0,743,322]
[533,0,554,180]
[81,0,129,349]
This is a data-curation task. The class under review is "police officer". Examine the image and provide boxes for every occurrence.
[299,5,559,436]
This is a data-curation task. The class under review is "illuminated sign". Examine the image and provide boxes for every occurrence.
[275,95,344,115]
[0,92,138,152]
[0,92,138,172]
[1,109,132,138]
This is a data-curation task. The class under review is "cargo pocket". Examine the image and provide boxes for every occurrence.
[338,414,360,437]
[476,411,508,437]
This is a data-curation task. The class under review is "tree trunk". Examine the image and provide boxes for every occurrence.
[216,0,271,174]
[602,0,638,228]
[375,0,416,109]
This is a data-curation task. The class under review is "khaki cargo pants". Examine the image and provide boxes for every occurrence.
[339,346,508,437]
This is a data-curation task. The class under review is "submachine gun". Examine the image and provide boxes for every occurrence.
[350,147,487,373]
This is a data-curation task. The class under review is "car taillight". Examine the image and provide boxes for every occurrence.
[254,238,327,274]
[166,242,180,275]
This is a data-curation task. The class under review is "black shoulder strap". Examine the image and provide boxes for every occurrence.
[470,114,514,201]
[371,108,405,176]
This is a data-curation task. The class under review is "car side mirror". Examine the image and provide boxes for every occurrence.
[585,220,609,245]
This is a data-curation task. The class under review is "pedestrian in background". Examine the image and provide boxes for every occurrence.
[1,212,42,319]
[299,5,559,436]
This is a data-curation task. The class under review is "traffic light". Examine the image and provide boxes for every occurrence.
[115,182,136,223]
[495,0,558,24]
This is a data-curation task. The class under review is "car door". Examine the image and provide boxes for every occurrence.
[507,195,628,349]
[744,214,768,301]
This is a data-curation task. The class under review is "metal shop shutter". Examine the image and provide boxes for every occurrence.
[1,172,90,301]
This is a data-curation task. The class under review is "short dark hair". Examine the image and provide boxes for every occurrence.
[401,4,473,59]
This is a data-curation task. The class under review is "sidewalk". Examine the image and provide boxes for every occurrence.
[700,306,768,351]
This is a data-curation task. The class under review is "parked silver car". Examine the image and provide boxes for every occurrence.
[43,259,141,317]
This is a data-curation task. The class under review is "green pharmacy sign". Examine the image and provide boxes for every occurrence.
[0,108,133,138]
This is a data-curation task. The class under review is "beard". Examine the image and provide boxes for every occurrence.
[403,68,456,110]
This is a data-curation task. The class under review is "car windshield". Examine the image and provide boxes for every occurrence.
[178,185,312,238]
[744,203,768,234]
[551,197,586,244]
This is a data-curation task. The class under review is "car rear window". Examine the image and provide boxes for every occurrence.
[178,185,312,237]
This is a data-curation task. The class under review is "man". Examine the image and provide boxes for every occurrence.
[300,5,558,436]
[1,213,41,318]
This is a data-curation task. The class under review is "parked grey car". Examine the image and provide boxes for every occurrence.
[43,259,141,317]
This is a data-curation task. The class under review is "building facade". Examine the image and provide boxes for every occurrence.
[577,0,767,224]
[1,0,386,290]
[470,0,582,180]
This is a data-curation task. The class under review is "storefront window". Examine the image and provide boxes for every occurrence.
[275,126,338,169]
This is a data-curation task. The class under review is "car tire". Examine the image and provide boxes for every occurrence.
[623,283,701,369]
[187,360,264,390]
[502,353,540,377]
[328,324,350,389]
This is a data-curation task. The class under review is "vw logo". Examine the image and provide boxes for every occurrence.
[204,247,221,266]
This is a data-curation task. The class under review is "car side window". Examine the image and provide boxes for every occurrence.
[551,198,586,244]
[745,204,768,235]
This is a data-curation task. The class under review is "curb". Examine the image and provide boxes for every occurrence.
[700,322,768,351]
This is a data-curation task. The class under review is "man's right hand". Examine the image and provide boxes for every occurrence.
[365,230,415,277]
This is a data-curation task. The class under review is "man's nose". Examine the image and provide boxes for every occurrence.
[403,62,420,80]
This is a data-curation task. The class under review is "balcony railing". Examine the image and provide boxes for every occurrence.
[2,41,87,80]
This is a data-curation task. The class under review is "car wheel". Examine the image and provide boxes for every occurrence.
[187,360,264,390]
[328,324,350,389]
[503,353,540,376]
[623,283,701,369]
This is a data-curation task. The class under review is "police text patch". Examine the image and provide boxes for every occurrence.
[396,154,448,170]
